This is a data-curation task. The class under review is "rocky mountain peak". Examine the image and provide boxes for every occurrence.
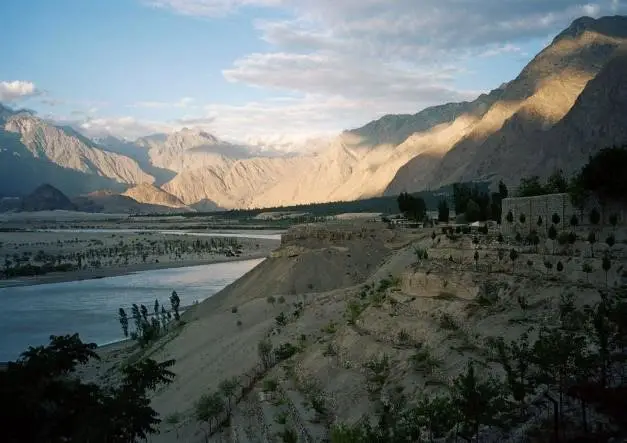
[553,15,627,44]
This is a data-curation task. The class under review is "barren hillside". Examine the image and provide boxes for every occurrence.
[85,219,627,442]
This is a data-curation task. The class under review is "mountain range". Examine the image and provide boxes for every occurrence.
[1,15,627,212]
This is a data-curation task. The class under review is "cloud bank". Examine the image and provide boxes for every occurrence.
[49,1,627,142]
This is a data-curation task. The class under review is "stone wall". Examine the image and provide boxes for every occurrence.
[501,193,626,236]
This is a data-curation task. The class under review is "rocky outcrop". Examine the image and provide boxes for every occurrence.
[122,183,189,209]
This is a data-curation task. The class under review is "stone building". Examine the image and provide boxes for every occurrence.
[500,193,625,236]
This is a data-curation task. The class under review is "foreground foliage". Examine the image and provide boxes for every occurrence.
[331,288,627,442]
[0,334,175,443]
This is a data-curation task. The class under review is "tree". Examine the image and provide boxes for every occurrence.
[438,199,450,223]
[497,248,505,264]
[0,334,175,443]
[465,200,481,223]
[258,339,273,369]
[606,234,616,249]
[578,146,627,204]
[170,290,181,321]
[537,215,543,230]
[195,391,225,435]
[609,213,619,231]
[140,304,149,322]
[570,214,579,229]
[582,263,593,283]
[397,192,427,221]
[474,250,479,270]
[517,175,546,197]
[453,183,491,221]
[544,259,553,276]
[267,295,276,307]
[506,210,514,224]
[546,169,568,193]
[532,325,588,420]
[556,261,564,273]
[519,213,526,232]
[587,230,597,257]
[498,180,508,200]
[548,225,558,254]
[509,249,519,274]
[131,303,142,335]
[119,308,129,338]
[495,332,535,410]
[590,208,601,226]
[452,361,503,440]
[602,255,612,287]
[415,394,457,440]
[218,377,239,415]
[160,306,168,330]
[552,213,561,226]
[154,299,160,317]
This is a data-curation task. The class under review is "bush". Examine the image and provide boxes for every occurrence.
[274,343,298,361]
[557,231,570,246]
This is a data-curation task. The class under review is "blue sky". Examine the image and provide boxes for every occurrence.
[1,0,625,142]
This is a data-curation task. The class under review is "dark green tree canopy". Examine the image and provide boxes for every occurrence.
[0,334,175,443]
[578,146,627,203]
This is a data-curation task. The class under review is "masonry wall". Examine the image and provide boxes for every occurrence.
[501,193,626,236]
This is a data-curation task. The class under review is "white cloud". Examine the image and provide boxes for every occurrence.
[0,80,38,102]
[76,116,175,139]
[75,0,627,144]
[129,97,196,109]
[479,44,523,58]
[143,0,280,17]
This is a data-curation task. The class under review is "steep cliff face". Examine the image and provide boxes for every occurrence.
[527,51,627,178]
[387,15,627,192]
[4,114,154,186]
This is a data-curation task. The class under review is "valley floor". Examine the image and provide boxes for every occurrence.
[0,230,279,288]
[81,220,627,442]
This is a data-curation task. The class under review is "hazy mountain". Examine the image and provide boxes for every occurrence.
[0,121,126,197]
[72,190,189,214]
[20,184,76,212]
[94,135,176,186]
[134,128,245,174]
[0,106,157,197]
[121,183,190,210]
[3,16,627,210]
[4,113,154,185]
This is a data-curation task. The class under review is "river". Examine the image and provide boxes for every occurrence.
[0,258,264,362]
[38,228,283,241]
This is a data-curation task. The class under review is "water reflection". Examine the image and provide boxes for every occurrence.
[0,258,264,361]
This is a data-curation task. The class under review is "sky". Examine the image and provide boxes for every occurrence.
[1,0,626,144]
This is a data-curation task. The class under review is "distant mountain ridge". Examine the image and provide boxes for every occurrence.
[21,184,76,212]
[1,15,627,211]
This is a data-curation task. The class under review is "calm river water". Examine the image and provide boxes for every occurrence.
[0,258,264,361]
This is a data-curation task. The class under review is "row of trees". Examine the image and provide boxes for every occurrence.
[331,288,627,442]
[517,147,627,219]
[397,192,427,221]
[0,334,176,443]
[118,290,181,346]
[397,146,625,227]
[1,236,243,279]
